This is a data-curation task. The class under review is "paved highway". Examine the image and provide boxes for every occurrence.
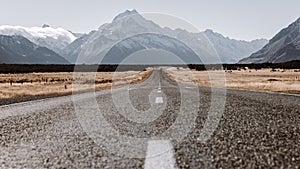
[0,70,299,168]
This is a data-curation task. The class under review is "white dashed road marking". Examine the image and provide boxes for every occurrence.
[185,86,196,89]
[144,140,177,169]
[155,97,163,104]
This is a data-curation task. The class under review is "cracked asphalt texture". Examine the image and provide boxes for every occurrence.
[0,69,299,168]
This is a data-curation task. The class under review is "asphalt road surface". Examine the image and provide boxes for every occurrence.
[0,69,299,168]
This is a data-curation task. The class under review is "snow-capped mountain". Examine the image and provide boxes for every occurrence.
[63,10,268,64]
[0,25,77,55]
[240,17,300,63]
[0,10,268,64]
[0,35,69,64]
[101,33,201,64]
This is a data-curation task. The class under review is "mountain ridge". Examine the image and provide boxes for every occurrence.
[63,10,268,64]
[240,17,300,63]
[0,35,69,64]
[0,25,77,55]
[0,10,272,64]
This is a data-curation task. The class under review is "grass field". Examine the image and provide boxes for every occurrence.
[166,67,300,94]
[0,69,153,98]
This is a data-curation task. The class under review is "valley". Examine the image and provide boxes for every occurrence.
[0,6,299,169]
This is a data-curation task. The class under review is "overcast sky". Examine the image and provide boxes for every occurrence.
[0,0,299,40]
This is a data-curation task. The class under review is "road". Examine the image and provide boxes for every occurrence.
[0,69,299,168]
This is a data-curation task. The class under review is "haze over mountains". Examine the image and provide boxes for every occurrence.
[0,10,298,64]
[204,29,267,63]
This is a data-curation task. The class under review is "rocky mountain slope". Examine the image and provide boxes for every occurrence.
[204,30,267,63]
[0,25,77,55]
[240,17,300,63]
[0,35,69,64]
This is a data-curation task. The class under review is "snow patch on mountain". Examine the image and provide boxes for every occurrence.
[63,10,268,64]
[0,25,77,54]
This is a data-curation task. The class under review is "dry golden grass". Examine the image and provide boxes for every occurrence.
[166,67,300,94]
[0,69,153,99]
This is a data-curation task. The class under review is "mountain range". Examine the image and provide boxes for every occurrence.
[62,10,268,64]
[0,25,77,56]
[0,9,298,64]
[0,35,68,64]
[240,17,300,63]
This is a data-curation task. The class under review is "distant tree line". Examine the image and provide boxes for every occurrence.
[188,60,300,71]
[0,60,299,73]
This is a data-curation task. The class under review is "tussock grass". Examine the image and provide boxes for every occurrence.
[166,68,300,94]
[0,69,153,99]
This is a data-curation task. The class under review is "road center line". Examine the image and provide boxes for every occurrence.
[185,86,196,89]
[155,97,163,103]
[158,80,161,90]
[144,140,177,169]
